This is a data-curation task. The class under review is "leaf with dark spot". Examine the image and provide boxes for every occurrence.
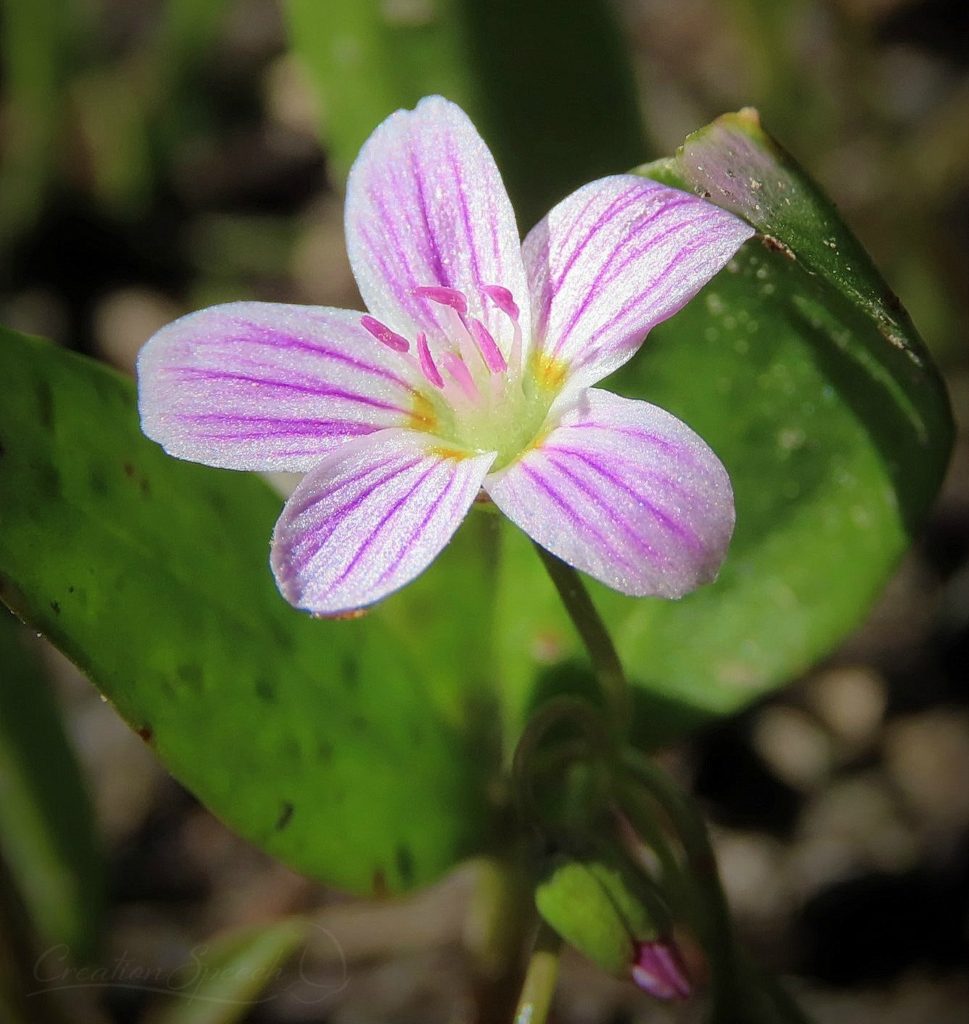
[275,801,294,831]
[255,676,276,703]
[395,844,415,886]
[0,328,496,895]
[372,868,389,899]
[176,663,204,691]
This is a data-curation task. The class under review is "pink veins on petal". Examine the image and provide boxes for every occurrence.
[136,94,754,616]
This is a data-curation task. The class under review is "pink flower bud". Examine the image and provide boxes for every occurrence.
[631,938,692,1000]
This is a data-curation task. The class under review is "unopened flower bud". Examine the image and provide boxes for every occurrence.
[631,938,692,1000]
[535,855,666,979]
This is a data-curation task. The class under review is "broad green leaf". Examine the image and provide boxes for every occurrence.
[144,918,306,1024]
[495,110,953,744]
[0,609,104,960]
[0,329,498,896]
[285,0,645,226]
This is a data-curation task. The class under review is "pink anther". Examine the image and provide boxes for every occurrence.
[481,284,519,321]
[361,315,410,352]
[413,286,469,315]
[416,332,444,388]
[468,318,507,374]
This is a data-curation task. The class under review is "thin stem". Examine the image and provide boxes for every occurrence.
[532,544,631,732]
[623,751,737,998]
[623,751,813,1024]
[466,856,533,1023]
[512,920,562,1024]
[612,795,689,915]
[511,695,609,838]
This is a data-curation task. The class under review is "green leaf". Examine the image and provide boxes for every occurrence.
[495,110,953,743]
[0,609,104,960]
[0,328,497,896]
[143,918,306,1024]
[285,0,645,226]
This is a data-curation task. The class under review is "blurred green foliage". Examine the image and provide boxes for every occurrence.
[142,917,307,1024]
[287,0,646,226]
[0,0,235,231]
[0,610,104,960]
[2,1,965,359]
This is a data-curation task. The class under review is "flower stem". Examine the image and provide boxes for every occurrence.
[623,751,812,1024]
[532,544,631,732]
[466,856,534,1023]
[511,920,562,1024]
[623,751,742,1005]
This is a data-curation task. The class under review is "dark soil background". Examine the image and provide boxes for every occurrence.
[1,1,967,1021]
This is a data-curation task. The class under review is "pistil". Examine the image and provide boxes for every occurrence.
[358,284,555,468]
[441,351,479,401]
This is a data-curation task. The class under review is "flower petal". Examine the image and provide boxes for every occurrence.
[345,96,530,357]
[523,175,754,389]
[271,430,495,615]
[138,302,423,472]
[485,389,734,598]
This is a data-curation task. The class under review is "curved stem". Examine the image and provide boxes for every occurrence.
[511,695,609,837]
[532,544,631,732]
[623,752,738,997]
[612,794,689,914]
[623,751,812,1024]
[512,920,562,1024]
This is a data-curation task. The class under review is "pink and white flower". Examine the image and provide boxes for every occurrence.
[137,97,753,616]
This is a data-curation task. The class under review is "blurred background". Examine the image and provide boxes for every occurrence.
[1,0,967,1021]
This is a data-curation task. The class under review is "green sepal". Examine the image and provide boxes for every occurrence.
[535,855,662,975]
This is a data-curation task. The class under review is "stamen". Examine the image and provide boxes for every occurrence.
[468,318,507,374]
[441,353,479,401]
[416,332,444,388]
[361,315,410,352]
[482,284,523,374]
[413,286,469,316]
[481,284,519,321]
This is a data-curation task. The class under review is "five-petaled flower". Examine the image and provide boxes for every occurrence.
[138,97,754,616]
